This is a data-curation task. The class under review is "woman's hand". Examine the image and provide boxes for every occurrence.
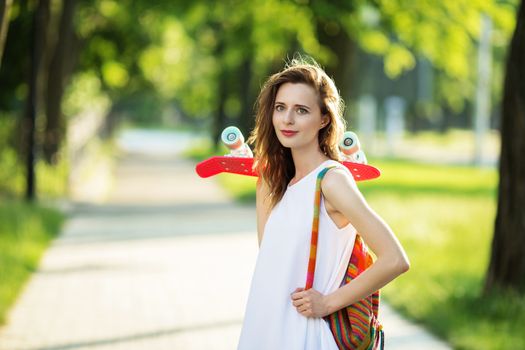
[290,287,331,318]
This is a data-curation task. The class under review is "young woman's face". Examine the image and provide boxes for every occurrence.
[272,82,329,150]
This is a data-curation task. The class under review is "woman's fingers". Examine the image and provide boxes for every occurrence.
[292,299,303,307]
[290,287,304,300]
[291,287,326,318]
[299,306,312,316]
[291,287,319,317]
[291,288,310,301]
[294,297,311,311]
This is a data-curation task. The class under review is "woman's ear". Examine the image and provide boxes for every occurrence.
[320,115,330,128]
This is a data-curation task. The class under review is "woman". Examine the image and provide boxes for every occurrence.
[238,57,410,349]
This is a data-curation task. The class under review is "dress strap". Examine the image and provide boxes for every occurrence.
[305,165,338,290]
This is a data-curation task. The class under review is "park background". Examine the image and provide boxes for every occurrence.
[1,0,524,349]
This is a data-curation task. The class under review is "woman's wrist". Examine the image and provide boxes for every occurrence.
[324,291,342,315]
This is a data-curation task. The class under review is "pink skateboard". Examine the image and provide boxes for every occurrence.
[195,156,380,181]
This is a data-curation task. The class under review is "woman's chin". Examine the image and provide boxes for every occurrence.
[276,139,295,149]
[276,135,308,150]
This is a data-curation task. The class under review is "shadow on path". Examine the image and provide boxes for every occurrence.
[27,319,242,350]
[57,201,255,245]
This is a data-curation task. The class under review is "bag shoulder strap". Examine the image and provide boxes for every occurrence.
[305,165,338,290]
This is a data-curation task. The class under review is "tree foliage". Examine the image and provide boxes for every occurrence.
[0,0,519,151]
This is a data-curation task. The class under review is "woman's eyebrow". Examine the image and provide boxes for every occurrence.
[295,104,310,110]
[274,101,311,109]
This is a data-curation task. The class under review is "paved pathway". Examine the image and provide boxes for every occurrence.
[0,130,451,349]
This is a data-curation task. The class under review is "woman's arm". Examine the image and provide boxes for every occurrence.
[291,167,410,318]
[255,177,272,247]
[321,167,410,314]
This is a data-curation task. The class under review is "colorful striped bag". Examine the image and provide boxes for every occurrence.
[305,166,384,350]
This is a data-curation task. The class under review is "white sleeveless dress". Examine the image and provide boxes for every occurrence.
[238,159,358,350]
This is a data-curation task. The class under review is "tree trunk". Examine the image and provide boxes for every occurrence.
[213,68,228,152]
[211,23,227,151]
[484,0,525,294]
[24,0,50,201]
[0,0,12,67]
[43,0,77,164]
[316,19,356,112]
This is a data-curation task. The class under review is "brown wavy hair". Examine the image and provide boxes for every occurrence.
[247,57,346,209]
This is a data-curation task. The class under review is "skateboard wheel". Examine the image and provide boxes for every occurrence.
[339,131,360,155]
[221,126,244,150]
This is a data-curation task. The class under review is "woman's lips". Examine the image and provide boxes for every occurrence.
[281,130,298,137]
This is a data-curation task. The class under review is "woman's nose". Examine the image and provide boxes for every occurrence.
[283,109,294,124]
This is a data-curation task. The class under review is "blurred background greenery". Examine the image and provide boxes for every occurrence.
[1,0,524,349]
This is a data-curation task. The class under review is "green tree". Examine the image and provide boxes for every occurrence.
[485,0,525,294]
[351,1,516,111]
[23,0,50,200]
[43,0,78,163]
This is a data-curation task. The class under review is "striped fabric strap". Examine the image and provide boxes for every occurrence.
[305,166,337,290]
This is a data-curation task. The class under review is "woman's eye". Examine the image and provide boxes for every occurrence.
[297,107,308,114]
[275,105,284,111]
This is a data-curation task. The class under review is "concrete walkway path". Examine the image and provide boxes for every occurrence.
[0,130,451,350]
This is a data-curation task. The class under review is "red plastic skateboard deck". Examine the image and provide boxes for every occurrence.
[196,156,380,181]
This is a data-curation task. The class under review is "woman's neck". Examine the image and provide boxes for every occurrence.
[290,146,330,179]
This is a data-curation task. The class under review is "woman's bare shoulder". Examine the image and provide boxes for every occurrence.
[322,165,357,191]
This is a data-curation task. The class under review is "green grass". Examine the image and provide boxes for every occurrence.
[0,201,65,325]
[0,122,68,326]
[0,148,69,199]
[183,137,228,162]
[365,160,524,350]
[0,160,69,200]
[199,153,523,349]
